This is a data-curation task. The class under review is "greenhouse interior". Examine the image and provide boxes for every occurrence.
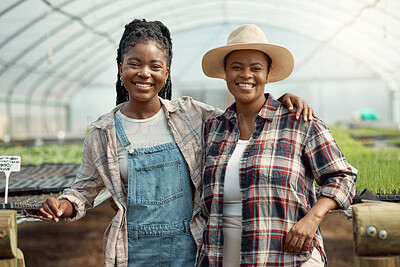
[0,1,400,266]
[0,0,399,141]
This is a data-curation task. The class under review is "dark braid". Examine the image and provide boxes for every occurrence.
[116,19,173,105]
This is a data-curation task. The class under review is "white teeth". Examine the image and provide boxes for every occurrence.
[238,83,254,88]
[135,83,152,87]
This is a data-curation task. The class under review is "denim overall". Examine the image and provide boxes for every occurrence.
[114,114,197,266]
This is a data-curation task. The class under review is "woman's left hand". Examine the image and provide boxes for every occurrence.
[284,196,338,254]
[278,93,316,122]
[284,212,321,254]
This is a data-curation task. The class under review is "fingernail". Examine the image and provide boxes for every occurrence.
[57,211,62,216]
[55,218,59,222]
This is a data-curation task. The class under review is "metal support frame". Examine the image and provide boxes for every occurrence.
[0,0,399,139]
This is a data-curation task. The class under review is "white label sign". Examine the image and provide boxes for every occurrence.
[0,156,21,172]
[0,156,21,204]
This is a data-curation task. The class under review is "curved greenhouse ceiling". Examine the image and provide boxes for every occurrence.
[1,0,399,138]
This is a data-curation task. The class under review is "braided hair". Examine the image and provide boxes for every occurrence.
[116,19,173,105]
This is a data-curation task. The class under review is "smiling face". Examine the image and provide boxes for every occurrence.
[119,41,169,107]
[225,49,270,107]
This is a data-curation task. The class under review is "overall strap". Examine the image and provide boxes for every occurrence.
[114,113,135,154]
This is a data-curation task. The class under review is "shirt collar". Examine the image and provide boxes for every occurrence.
[159,96,180,113]
[258,93,280,121]
[91,102,127,130]
[218,93,280,122]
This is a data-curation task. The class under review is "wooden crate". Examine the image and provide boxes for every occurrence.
[0,211,24,267]
[352,203,400,267]
[0,211,17,258]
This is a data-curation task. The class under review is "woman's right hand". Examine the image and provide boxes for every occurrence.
[277,93,316,121]
[38,197,74,222]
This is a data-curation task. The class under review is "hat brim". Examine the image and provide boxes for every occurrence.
[202,43,294,83]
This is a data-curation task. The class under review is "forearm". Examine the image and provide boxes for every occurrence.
[306,196,339,223]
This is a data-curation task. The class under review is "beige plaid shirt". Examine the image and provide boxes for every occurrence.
[60,96,221,266]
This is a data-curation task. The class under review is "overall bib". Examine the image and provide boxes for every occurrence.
[115,115,197,266]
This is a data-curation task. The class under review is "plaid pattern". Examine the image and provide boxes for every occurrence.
[60,96,220,267]
[198,94,357,266]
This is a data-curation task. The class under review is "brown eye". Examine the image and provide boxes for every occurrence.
[128,62,139,68]
[151,65,162,70]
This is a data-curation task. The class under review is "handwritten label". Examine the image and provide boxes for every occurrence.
[1,156,21,204]
[0,156,21,172]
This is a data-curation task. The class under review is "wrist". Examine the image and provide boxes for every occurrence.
[60,199,76,218]
[307,196,338,223]
[306,209,326,224]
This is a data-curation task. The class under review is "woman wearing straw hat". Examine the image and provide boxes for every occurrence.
[198,24,357,266]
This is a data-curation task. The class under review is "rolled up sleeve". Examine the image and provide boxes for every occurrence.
[59,128,106,221]
[305,119,357,209]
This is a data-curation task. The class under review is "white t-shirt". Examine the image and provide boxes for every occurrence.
[223,139,249,216]
[115,108,175,185]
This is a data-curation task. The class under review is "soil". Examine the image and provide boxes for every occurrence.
[17,202,354,267]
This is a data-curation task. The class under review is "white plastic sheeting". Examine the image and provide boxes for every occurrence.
[0,0,399,138]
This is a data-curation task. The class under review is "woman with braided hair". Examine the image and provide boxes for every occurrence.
[38,19,314,266]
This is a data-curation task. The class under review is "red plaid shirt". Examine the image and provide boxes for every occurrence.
[198,94,357,266]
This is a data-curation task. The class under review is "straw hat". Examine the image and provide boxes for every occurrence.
[202,24,294,83]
